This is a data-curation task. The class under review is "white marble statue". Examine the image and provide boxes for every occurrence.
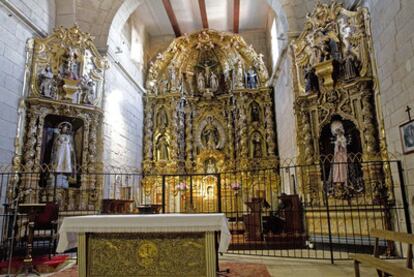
[210,71,219,92]
[331,121,348,185]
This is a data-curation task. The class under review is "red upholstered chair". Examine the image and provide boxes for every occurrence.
[28,202,59,258]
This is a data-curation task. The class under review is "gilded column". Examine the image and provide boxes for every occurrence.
[264,98,276,156]
[361,91,377,159]
[143,100,154,161]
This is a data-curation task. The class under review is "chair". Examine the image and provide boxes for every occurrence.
[26,202,59,259]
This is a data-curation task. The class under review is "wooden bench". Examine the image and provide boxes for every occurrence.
[350,229,414,277]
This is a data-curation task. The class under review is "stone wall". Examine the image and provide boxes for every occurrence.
[362,0,414,230]
[103,64,144,170]
[0,2,55,165]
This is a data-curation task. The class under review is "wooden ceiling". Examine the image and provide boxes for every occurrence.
[134,0,270,37]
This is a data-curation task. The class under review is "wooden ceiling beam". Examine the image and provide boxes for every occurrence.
[233,0,240,33]
[162,0,182,37]
[198,0,209,29]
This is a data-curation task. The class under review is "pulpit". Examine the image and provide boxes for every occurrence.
[57,214,230,277]
[243,198,269,241]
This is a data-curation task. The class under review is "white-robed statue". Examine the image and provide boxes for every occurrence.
[331,121,348,186]
[50,122,76,187]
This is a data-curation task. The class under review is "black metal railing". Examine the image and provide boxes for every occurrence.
[0,159,410,264]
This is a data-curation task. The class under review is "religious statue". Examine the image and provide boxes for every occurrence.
[209,71,219,92]
[197,72,205,92]
[304,64,319,93]
[250,102,261,122]
[157,109,168,130]
[156,136,169,161]
[233,59,244,89]
[202,117,219,150]
[205,158,217,174]
[343,51,359,80]
[245,67,258,89]
[60,47,79,80]
[50,122,76,188]
[39,65,57,98]
[330,121,348,189]
[252,133,262,158]
[79,74,96,104]
[253,53,269,84]
[168,62,178,91]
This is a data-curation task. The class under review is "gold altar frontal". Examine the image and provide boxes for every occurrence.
[77,231,217,277]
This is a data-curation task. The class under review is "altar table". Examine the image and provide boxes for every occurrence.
[57,213,230,277]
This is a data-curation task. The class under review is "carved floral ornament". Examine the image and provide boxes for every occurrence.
[30,25,109,107]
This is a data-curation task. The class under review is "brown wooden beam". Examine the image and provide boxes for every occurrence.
[198,0,209,29]
[233,0,240,33]
[162,0,181,37]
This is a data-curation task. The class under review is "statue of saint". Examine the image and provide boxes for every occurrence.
[245,67,258,89]
[202,117,219,149]
[210,71,219,92]
[205,158,217,174]
[39,65,57,98]
[252,133,262,158]
[304,64,319,93]
[168,62,178,90]
[233,60,244,88]
[51,122,76,175]
[60,47,79,80]
[250,102,260,122]
[331,121,348,187]
[156,136,169,161]
[343,51,359,80]
[157,109,168,129]
[80,75,96,104]
[197,72,205,92]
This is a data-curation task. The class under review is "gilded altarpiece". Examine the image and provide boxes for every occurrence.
[11,26,108,211]
[291,3,391,235]
[142,30,279,213]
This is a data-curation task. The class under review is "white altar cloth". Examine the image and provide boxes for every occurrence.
[57,213,231,253]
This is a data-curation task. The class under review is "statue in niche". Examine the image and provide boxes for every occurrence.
[79,75,96,104]
[210,71,219,92]
[304,64,319,93]
[157,109,168,130]
[251,133,262,158]
[168,61,178,90]
[60,47,80,80]
[156,136,169,161]
[50,122,76,188]
[233,59,244,88]
[39,65,57,98]
[245,67,258,89]
[197,72,205,92]
[343,51,359,80]
[202,116,219,150]
[250,102,261,122]
[205,158,217,174]
[331,121,348,187]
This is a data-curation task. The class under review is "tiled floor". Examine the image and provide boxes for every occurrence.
[4,254,407,276]
[221,254,389,277]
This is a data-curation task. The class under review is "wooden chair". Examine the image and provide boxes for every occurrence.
[350,229,414,277]
[29,202,59,258]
